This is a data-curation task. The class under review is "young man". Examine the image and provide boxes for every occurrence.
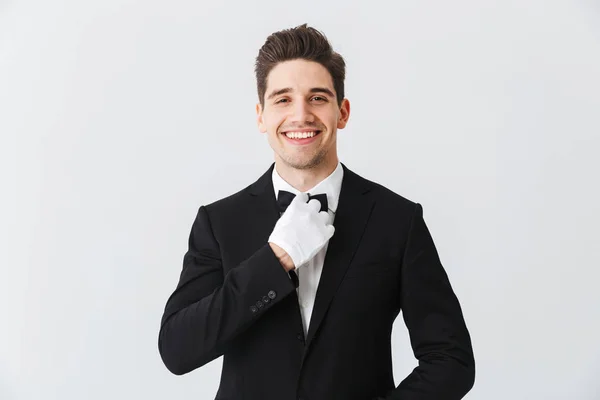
[158,24,475,400]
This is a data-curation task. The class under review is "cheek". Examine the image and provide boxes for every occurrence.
[263,113,284,132]
[318,110,338,127]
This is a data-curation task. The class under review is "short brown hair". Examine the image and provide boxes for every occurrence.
[254,23,346,108]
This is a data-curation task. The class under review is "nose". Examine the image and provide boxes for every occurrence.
[289,100,315,124]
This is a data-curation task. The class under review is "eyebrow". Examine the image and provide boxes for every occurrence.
[266,87,335,100]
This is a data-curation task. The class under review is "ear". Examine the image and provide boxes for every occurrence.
[256,103,267,133]
[337,98,350,129]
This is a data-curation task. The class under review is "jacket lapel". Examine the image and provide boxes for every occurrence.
[247,162,280,240]
[303,163,374,352]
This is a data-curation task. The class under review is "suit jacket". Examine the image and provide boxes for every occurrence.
[158,162,475,400]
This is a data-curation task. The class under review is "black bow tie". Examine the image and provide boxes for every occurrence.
[276,190,328,213]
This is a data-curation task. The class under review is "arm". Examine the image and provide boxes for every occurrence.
[377,203,475,399]
[158,205,296,375]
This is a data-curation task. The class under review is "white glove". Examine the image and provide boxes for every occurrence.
[268,192,335,270]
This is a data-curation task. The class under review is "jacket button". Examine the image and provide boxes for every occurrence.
[297,333,304,341]
[268,290,277,299]
[250,305,258,313]
[256,300,264,309]
[262,296,270,304]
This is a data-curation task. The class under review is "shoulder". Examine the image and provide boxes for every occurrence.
[346,164,419,213]
[202,183,254,215]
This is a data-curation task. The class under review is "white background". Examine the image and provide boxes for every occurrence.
[2,0,599,399]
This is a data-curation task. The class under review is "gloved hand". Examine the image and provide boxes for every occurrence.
[268,192,335,270]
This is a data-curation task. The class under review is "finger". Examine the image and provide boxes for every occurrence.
[325,224,335,238]
[317,210,329,224]
[307,198,322,213]
[293,192,309,204]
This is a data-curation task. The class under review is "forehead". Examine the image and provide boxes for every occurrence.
[266,59,334,93]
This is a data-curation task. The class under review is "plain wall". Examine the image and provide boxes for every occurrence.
[1,0,599,399]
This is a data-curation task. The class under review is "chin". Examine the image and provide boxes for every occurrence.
[283,154,327,170]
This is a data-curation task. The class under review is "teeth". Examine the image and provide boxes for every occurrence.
[285,131,318,139]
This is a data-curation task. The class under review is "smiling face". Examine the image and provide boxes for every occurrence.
[256,59,350,171]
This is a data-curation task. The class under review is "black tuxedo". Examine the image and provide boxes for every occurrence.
[158,162,475,399]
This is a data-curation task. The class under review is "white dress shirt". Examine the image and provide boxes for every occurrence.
[272,161,344,336]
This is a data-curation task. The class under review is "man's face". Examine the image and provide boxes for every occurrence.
[256,59,350,170]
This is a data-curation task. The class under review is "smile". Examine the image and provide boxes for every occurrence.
[280,130,322,145]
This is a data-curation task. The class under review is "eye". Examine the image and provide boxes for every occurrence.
[311,96,327,102]
[275,98,288,104]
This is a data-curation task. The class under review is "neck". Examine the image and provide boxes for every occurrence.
[275,157,338,192]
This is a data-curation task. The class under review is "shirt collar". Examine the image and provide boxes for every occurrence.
[272,161,344,213]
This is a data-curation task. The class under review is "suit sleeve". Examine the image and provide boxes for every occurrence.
[377,203,475,399]
[158,205,297,375]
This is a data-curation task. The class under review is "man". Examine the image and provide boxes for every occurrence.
[158,24,475,400]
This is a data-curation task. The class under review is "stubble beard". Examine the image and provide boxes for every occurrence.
[280,146,328,171]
